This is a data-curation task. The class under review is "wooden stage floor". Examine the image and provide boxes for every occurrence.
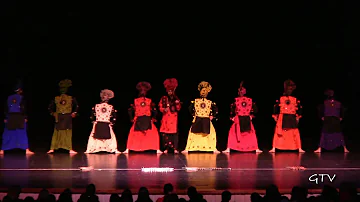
[0,151,359,194]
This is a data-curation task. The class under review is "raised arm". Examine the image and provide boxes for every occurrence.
[210,102,219,121]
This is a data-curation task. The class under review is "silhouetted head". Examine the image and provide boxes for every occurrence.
[221,191,231,202]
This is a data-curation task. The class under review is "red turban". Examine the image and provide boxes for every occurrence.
[163,78,178,91]
[136,81,151,92]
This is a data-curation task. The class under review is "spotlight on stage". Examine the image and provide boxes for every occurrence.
[141,167,174,172]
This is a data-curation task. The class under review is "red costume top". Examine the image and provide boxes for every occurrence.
[279,96,298,115]
[159,78,181,134]
[134,97,152,117]
[235,97,253,116]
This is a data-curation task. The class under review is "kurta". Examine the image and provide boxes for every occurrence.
[86,102,118,153]
[159,95,181,150]
[1,94,29,150]
[185,98,218,151]
[49,94,79,150]
[272,96,302,150]
[127,97,160,151]
[318,99,345,150]
[228,96,259,151]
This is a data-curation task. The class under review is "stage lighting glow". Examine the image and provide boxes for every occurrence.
[141,167,174,172]
[184,167,231,172]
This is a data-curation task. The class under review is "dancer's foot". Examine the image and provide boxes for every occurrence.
[47,150,54,154]
[255,149,262,153]
[25,149,34,154]
[269,148,276,153]
[123,149,129,154]
[156,150,163,154]
[163,150,168,154]
[181,150,188,154]
[299,148,305,153]
[314,148,321,153]
[115,150,121,154]
[214,150,220,154]
[0,150,3,155]
[174,150,179,154]
[69,150,77,154]
[84,151,91,154]
[223,148,230,153]
[344,147,349,153]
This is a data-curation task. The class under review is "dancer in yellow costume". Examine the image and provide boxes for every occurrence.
[47,79,79,154]
[182,81,220,153]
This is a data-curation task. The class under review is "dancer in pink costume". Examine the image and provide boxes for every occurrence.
[224,81,262,153]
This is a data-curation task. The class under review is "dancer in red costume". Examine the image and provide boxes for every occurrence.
[159,78,181,153]
[224,81,262,153]
[270,80,305,153]
[124,82,162,153]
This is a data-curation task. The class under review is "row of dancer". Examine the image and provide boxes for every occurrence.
[0,79,349,154]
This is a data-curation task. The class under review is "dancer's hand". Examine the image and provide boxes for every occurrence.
[4,119,7,123]
[321,117,324,121]
[210,116,213,120]
[340,118,343,121]
[71,113,76,118]
[272,115,278,122]
[25,119,27,123]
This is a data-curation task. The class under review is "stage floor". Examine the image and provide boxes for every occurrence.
[0,152,359,194]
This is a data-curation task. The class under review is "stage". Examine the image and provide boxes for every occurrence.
[0,152,359,195]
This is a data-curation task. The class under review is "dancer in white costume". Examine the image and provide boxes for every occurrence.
[85,89,121,154]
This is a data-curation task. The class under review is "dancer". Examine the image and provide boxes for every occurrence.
[47,79,78,154]
[270,79,304,153]
[224,81,262,153]
[124,81,161,153]
[85,89,121,154]
[182,81,220,153]
[315,89,349,153]
[0,80,33,154]
[159,78,181,153]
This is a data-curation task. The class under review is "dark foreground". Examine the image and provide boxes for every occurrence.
[0,151,359,194]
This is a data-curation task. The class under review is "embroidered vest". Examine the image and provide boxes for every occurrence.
[55,94,72,114]
[279,96,297,114]
[95,103,113,122]
[134,97,152,117]
[194,98,212,118]
[235,96,252,116]
[324,100,341,117]
[7,94,22,113]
